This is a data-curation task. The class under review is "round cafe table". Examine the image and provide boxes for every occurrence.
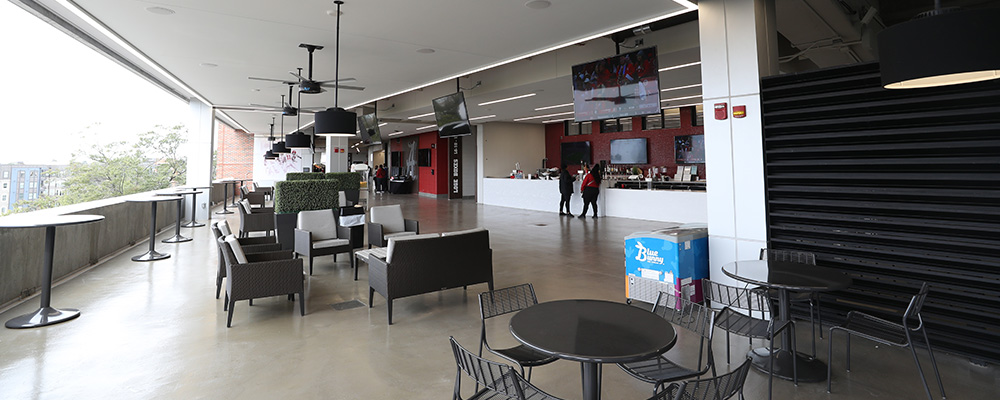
[215,180,240,215]
[510,299,676,400]
[722,259,852,382]
[128,196,182,261]
[177,186,210,228]
[156,191,200,243]
[1,214,105,328]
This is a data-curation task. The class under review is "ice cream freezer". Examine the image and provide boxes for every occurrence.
[625,227,708,305]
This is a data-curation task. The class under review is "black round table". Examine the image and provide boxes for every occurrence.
[215,180,240,215]
[510,299,676,400]
[229,179,246,207]
[722,259,852,382]
[177,187,210,228]
[1,214,105,328]
[128,196,182,261]
[156,191,200,243]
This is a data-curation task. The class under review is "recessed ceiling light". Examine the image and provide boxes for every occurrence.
[513,111,574,122]
[541,117,575,124]
[416,48,435,54]
[377,122,388,127]
[661,84,702,92]
[417,124,437,130]
[146,6,175,15]
[408,112,435,120]
[535,102,573,111]
[525,0,551,10]
[658,61,701,72]
[468,115,496,121]
[478,93,535,106]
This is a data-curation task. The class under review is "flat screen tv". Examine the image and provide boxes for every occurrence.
[358,112,382,144]
[417,148,432,167]
[571,46,660,122]
[432,92,473,138]
[609,138,648,164]
[675,135,705,163]
[560,141,591,166]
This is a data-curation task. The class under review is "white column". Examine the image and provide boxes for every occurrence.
[325,136,349,172]
[699,0,778,285]
[186,99,214,221]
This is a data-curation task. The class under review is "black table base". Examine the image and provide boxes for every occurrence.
[162,197,191,243]
[133,201,172,262]
[748,348,827,383]
[181,190,205,227]
[216,181,235,214]
[180,221,205,228]
[162,235,192,243]
[131,250,170,262]
[5,307,80,329]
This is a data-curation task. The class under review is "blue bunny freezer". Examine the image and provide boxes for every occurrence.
[625,227,708,304]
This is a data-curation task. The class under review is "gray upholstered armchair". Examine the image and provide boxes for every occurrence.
[238,199,275,238]
[219,235,304,328]
[368,204,419,248]
[252,181,273,200]
[211,221,279,299]
[294,209,354,275]
[241,186,267,208]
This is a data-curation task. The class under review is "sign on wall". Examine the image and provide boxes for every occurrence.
[449,137,462,199]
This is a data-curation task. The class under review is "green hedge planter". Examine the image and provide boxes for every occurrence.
[285,172,328,181]
[274,179,339,214]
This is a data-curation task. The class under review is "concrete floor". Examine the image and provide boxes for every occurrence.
[1,193,996,399]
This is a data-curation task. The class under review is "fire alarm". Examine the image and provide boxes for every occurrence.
[733,105,747,118]
[714,103,728,120]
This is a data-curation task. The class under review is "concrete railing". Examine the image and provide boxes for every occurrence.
[0,190,182,309]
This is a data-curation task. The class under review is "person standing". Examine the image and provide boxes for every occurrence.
[558,163,575,216]
[578,163,603,219]
[375,164,387,193]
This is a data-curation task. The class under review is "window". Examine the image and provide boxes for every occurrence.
[2,171,7,178]
[600,118,633,133]
[643,111,664,130]
[693,104,704,126]
[564,121,578,136]
[1,195,5,201]
[2,183,6,189]
[662,108,682,129]
[577,122,592,135]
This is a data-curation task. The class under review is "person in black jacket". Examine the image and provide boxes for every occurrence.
[559,163,575,216]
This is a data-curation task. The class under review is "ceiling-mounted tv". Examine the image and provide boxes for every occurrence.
[432,92,473,138]
[561,141,591,166]
[571,46,660,122]
[610,138,648,164]
[358,112,382,145]
[675,135,705,164]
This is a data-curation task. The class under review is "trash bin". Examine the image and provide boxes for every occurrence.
[625,227,708,304]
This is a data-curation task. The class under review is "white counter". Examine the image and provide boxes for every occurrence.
[481,178,707,223]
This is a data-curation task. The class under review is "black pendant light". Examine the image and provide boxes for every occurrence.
[314,0,358,137]
[264,117,278,159]
[273,112,290,153]
[879,4,1000,89]
[284,85,312,148]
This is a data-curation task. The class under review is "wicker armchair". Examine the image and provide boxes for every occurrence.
[211,221,279,299]
[219,235,304,328]
[240,186,267,208]
[253,181,273,200]
[294,209,354,275]
[237,199,275,238]
[367,204,418,248]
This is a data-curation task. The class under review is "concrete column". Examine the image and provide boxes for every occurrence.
[698,0,778,285]
[185,99,214,222]
[325,136,349,172]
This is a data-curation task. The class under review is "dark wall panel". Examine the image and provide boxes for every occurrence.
[761,62,1000,363]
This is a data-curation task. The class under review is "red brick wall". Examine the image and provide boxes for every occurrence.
[544,106,706,178]
[216,123,254,181]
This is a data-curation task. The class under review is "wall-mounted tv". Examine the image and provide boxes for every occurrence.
[417,148,432,167]
[561,141,591,165]
[571,46,660,122]
[675,135,705,164]
[432,92,473,138]
[609,138,648,164]
[358,112,382,145]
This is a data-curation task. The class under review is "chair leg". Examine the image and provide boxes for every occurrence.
[299,291,306,316]
[216,276,223,299]
[791,323,798,386]
[846,334,852,372]
[827,328,835,393]
[369,287,375,308]
[387,300,393,325]
[921,329,946,399]
[768,334,775,400]
[907,342,935,400]
[815,296,823,339]
[726,332,731,364]
[224,293,229,311]
[309,257,314,275]
[809,301,817,358]
[227,299,236,328]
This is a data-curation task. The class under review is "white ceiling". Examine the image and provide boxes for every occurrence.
[30,0,699,136]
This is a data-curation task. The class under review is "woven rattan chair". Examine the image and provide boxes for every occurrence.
[758,248,823,357]
[618,291,717,394]
[449,337,563,400]
[252,181,273,200]
[294,209,354,275]
[237,199,275,238]
[219,235,304,328]
[827,282,945,400]
[240,186,267,208]
[211,221,279,299]
[703,279,797,400]
[368,204,419,248]
[651,357,753,400]
[478,283,557,381]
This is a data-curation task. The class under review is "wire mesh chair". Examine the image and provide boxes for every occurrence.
[478,283,558,381]
[827,282,945,400]
[758,248,823,357]
[618,291,717,394]
[703,279,797,400]
[650,357,753,400]
[449,337,563,400]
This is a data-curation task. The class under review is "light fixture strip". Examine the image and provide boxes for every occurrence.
[513,111,575,122]
[660,95,702,103]
[477,93,535,106]
[377,122,388,127]
[387,131,404,136]
[347,4,697,110]
[215,110,250,132]
[661,102,702,110]
[407,112,435,120]
[468,115,496,121]
[535,103,574,111]
[53,0,213,106]
[661,84,702,92]
[658,61,701,72]
[541,117,575,124]
[416,124,438,130]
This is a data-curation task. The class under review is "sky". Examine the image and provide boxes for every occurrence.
[0,1,189,165]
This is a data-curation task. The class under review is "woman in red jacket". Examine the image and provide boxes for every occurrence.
[578,163,603,218]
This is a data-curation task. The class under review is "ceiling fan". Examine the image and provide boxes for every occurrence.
[247,81,324,116]
[248,43,364,94]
